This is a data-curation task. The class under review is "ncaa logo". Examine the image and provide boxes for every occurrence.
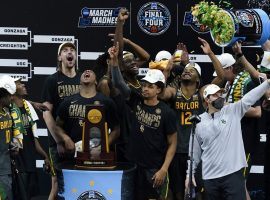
[77,190,106,200]
[137,2,171,35]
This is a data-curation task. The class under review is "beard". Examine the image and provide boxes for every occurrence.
[181,78,195,85]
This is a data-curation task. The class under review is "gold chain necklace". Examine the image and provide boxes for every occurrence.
[127,79,141,89]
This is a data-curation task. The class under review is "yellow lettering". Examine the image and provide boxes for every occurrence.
[181,111,192,125]
[5,130,11,143]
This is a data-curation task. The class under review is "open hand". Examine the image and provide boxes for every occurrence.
[232,41,242,55]
[152,168,167,188]
[177,42,189,65]
[198,37,212,55]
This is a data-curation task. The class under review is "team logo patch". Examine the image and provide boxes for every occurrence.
[236,10,254,27]
[203,90,207,97]
[155,108,161,114]
[183,11,210,33]
[78,7,120,27]
[94,101,101,105]
[77,190,106,200]
[140,124,145,133]
[79,119,84,126]
[193,94,199,101]
[137,2,171,35]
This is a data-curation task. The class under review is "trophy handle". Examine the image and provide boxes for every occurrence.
[105,122,109,153]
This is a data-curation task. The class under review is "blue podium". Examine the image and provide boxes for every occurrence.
[59,163,136,200]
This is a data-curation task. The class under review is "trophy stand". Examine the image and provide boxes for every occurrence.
[76,105,116,169]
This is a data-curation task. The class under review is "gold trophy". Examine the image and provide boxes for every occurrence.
[75,105,116,169]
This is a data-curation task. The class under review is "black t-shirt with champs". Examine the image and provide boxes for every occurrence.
[57,93,119,144]
[16,107,36,172]
[0,108,12,175]
[127,92,177,169]
[41,71,81,146]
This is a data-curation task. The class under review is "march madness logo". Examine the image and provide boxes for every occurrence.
[77,190,106,200]
[137,2,171,35]
[183,11,210,33]
[78,7,120,27]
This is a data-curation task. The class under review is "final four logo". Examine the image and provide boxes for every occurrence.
[77,190,106,200]
[137,2,171,35]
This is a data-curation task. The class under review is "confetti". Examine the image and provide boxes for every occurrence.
[191,1,235,45]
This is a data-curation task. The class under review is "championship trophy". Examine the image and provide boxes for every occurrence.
[75,104,116,169]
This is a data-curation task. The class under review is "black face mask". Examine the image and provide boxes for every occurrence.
[212,97,225,110]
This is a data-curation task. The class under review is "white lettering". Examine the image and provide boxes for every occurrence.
[89,9,113,17]
[92,17,117,24]
[145,19,163,26]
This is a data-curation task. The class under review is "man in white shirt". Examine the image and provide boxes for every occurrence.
[185,80,270,200]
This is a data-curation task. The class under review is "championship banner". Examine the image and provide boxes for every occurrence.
[61,169,123,200]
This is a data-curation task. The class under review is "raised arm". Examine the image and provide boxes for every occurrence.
[158,86,176,101]
[233,80,270,117]
[163,42,189,81]
[232,41,260,79]
[198,37,224,84]
[109,43,131,98]
[109,34,150,67]
[124,38,150,65]
[113,8,129,70]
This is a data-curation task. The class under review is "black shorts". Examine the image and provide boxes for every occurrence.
[135,165,169,200]
[169,153,204,194]
[204,169,246,200]
[14,172,39,199]
[242,153,252,179]
[168,153,188,194]
[49,146,74,196]
[49,146,74,175]
[49,146,60,177]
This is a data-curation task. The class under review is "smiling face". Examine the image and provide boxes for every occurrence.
[80,70,96,85]
[181,66,200,83]
[123,54,139,76]
[58,45,77,70]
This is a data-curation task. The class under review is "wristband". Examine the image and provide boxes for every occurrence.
[236,53,244,59]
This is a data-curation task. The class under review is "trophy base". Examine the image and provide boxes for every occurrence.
[75,164,116,170]
[75,151,116,170]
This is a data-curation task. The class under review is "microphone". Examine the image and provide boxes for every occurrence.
[188,115,201,123]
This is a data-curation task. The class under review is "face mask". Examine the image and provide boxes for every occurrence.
[211,97,225,110]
